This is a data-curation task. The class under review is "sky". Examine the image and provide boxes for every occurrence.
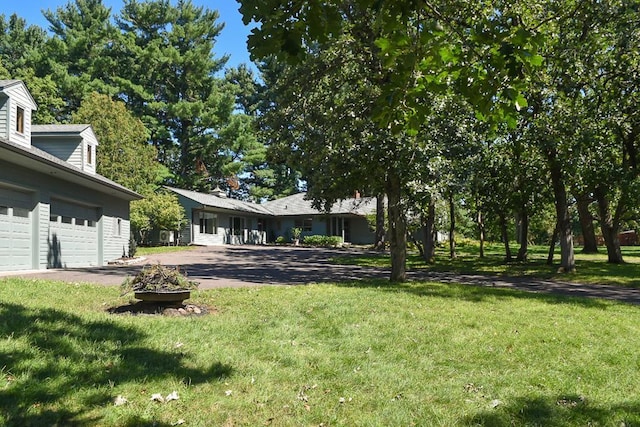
[0,0,256,72]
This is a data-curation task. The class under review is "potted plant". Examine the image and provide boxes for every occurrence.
[121,264,199,304]
[291,227,302,246]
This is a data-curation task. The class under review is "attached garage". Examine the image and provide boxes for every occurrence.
[0,186,34,271]
[48,199,99,268]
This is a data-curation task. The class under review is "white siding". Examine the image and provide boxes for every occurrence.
[80,127,98,174]
[5,84,35,146]
[102,215,130,262]
[0,97,8,140]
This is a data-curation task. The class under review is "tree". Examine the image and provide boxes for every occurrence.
[116,0,235,191]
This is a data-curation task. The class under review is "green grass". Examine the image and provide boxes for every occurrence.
[1,277,640,425]
[136,245,199,256]
[333,243,640,287]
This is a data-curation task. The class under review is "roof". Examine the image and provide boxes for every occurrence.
[166,186,273,216]
[263,192,377,216]
[0,137,141,201]
[31,124,92,134]
[0,80,38,109]
[167,187,377,217]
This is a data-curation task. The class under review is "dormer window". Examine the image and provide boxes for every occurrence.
[87,144,93,165]
[16,106,24,134]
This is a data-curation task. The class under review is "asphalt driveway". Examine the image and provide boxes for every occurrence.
[5,245,640,305]
[3,245,388,289]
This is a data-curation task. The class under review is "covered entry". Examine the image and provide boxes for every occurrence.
[0,186,34,271]
[49,198,99,268]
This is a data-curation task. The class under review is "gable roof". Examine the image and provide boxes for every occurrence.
[0,80,38,109]
[167,186,377,217]
[262,192,377,216]
[0,137,141,201]
[167,186,273,216]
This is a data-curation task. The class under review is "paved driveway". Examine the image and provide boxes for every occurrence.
[3,246,388,288]
[5,245,640,305]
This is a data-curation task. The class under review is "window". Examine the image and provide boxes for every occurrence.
[49,214,59,222]
[114,218,122,236]
[294,218,313,232]
[86,145,93,165]
[87,220,96,228]
[13,208,29,218]
[199,212,217,234]
[61,216,72,224]
[16,106,24,134]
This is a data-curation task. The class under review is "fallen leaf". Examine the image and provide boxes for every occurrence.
[166,391,179,402]
[339,397,346,404]
[114,395,128,406]
[490,399,502,408]
[172,419,185,426]
[225,390,233,396]
[175,342,184,348]
[151,393,165,402]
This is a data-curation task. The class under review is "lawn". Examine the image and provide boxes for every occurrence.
[333,243,640,288]
[1,277,640,426]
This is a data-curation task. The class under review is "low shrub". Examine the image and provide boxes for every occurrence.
[275,235,286,244]
[303,235,343,247]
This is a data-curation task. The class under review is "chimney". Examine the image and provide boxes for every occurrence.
[211,186,227,198]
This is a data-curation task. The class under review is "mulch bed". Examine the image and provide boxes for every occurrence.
[107,301,216,316]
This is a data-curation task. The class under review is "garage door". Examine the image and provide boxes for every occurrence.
[0,187,33,271]
[49,199,99,268]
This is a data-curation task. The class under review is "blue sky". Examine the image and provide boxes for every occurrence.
[0,0,255,71]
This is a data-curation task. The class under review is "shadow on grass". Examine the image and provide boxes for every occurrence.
[334,279,614,309]
[461,394,640,426]
[0,302,232,426]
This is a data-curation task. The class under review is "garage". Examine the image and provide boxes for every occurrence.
[49,199,99,268]
[0,186,34,271]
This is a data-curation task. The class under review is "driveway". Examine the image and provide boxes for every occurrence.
[3,245,388,289]
[5,245,640,305]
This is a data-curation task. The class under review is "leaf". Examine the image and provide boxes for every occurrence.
[166,391,179,402]
[114,395,128,406]
[150,393,165,402]
[514,94,528,111]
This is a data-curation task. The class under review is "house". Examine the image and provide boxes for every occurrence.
[166,187,377,246]
[0,80,141,271]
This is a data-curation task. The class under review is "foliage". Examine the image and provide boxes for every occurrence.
[127,231,137,258]
[2,278,640,425]
[290,227,302,240]
[302,235,343,247]
[130,191,186,244]
[120,263,198,295]
[275,235,286,244]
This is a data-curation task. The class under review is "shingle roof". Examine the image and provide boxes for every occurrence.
[262,192,377,216]
[167,187,377,217]
[0,137,141,200]
[166,186,273,215]
[0,80,22,89]
[31,124,92,134]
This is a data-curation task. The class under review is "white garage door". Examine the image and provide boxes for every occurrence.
[0,187,33,271]
[49,199,99,268]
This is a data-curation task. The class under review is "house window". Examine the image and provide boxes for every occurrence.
[199,212,217,234]
[86,145,93,165]
[61,216,72,224]
[16,106,24,134]
[294,218,313,232]
[115,218,122,236]
[50,214,59,222]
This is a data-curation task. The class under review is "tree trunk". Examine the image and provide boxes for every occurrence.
[374,194,386,251]
[448,192,456,259]
[546,226,558,265]
[575,192,598,253]
[516,205,528,262]
[547,148,575,272]
[387,173,406,282]
[423,196,437,263]
[499,212,512,262]
[477,209,485,258]
[594,187,624,264]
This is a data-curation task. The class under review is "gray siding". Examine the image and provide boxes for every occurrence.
[0,160,132,269]
[0,97,8,140]
[32,138,82,165]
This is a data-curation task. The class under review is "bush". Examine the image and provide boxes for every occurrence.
[275,236,286,244]
[302,235,343,247]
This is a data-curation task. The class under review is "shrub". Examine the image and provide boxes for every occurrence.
[302,235,343,247]
[121,263,198,295]
[275,235,286,244]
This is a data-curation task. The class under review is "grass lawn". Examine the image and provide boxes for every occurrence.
[333,243,640,288]
[136,246,199,256]
[1,277,640,425]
